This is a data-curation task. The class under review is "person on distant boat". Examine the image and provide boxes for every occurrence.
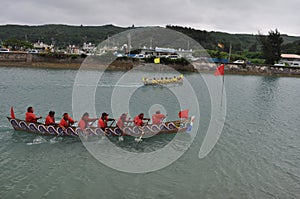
[78,112,97,130]
[134,113,150,126]
[98,112,114,130]
[25,106,42,123]
[173,76,177,82]
[59,113,75,128]
[45,111,56,125]
[152,78,158,84]
[177,75,183,80]
[152,110,166,125]
[142,77,147,83]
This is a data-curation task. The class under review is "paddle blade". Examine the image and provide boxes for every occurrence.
[10,106,16,119]
[186,116,195,132]
[135,137,143,142]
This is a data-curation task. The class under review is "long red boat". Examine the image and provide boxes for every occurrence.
[7,108,194,138]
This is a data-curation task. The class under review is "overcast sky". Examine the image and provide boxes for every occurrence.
[1,0,300,36]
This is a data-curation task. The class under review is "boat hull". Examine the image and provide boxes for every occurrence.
[142,75,184,86]
[7,117,191,137]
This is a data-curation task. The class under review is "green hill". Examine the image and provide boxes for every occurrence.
[167,25,300,53]
[0,24,299,54]
[0,24,129,47]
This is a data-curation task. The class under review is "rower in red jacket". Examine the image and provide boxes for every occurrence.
[25,106,42,123]
[78,112,97,130]
[59,113,75,128]
[45,111,56,125]
[134,113,150,126]
[152,110,166,125]
[116,113,130,129]
[98,112,114,130]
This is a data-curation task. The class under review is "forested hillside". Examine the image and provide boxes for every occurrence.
[0,24,128,47]
[0,24,299,54]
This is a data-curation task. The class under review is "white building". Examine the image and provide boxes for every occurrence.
[280,54,300,67]
[82,42,96,53]
[33,41,53,52]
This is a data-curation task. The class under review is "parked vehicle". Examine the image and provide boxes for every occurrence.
[0,48,10,52]
[233,60,245,64]
[27,49,38,54]
[274,62,285,67]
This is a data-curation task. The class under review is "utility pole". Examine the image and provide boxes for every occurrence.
[127,33,131,54]
[228,43,232,62]
[150,38,153,49]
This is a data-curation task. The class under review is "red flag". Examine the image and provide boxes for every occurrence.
[10,106,16,119]
[178,109,189,119]
[214,64,225,76]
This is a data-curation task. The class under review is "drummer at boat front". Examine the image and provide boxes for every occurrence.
[98,112,114,131]
[152,110,166,125]
[45,111,56,125]
[59,113,75,129]
[78,112,98,130]
[25,106,42,123]
[134,113,150,126]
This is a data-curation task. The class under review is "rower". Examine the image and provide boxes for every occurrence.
[134,113,150,126]
[59,113,75,128]
[116,113,129,129]
[152,110,166,125]
[45,111,56,125]
[78,112,98,130]
[116,113,130,138]
[98,112,114,130]
[152,78,157,84]
[25,106,42,123]
[173,76,177,82]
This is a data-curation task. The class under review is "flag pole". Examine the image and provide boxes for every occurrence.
[221,73,225,106]
[214,63,225,106]
[220,64,225,106]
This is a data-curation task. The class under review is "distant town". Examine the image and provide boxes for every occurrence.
[0,40,211,62]
[0,39,300,67]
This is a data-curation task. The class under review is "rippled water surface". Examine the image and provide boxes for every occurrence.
[0,67,300,198]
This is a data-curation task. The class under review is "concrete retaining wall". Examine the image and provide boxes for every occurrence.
[1,52,300,76]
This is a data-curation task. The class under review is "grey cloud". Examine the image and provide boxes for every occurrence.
[1,0,299,35]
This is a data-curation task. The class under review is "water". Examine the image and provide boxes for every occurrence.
[1,66,300,198]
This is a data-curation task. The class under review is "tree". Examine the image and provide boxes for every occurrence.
[248,42,257,52]
[258,29,283,64]
[3,38,33,50]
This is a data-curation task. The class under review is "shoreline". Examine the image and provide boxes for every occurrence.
[1,61,300,77]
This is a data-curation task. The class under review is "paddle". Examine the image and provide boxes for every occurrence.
[88,118,98,127]
[118,117,132,142]
[110,119,125,141]
[134,126,145,142]
[108,119,115,128]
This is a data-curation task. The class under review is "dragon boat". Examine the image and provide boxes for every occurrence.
[7,115,194,138]
[142,75,183,86]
